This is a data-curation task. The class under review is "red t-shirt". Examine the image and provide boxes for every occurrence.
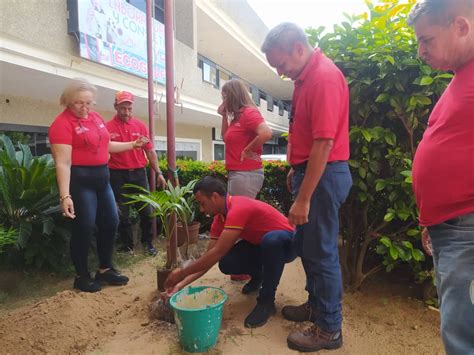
[106,116,153,169]
[412,59,474,226]
[288,49,350,165]
[223,106,265,171]
[48,109,110,166]
[210,195,294,245]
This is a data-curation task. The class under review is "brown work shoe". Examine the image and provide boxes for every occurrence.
[282,301,317,322]
[287,325,343,352]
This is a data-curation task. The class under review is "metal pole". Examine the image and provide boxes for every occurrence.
[165,0,177,266]
[146,0,157,239]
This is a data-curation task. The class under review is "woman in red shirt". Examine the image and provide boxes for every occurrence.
[218,79,272,198]
[49,78,148,293]
[218,79,273,284]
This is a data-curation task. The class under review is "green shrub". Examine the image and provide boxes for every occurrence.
[306,0,448,288]
[0,135,70,269]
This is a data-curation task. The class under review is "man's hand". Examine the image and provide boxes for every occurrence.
[286,168,294,193]
[288,200,310,225]
[421,227,433,256]
[164,267,185,291]
[166,281,184,297]
[156,173,166,188]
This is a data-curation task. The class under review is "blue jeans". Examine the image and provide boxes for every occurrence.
[428,212,474,355]
[292,162,352,332]
[70,165,119,276]
[218,230,296,303]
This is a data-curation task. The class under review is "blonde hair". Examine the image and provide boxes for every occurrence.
[60,78,97,106]
[221,79,255,119]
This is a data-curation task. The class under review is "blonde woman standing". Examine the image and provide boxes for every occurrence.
[49,78,148,293]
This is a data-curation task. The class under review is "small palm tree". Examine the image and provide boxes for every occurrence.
[124,179,197,269]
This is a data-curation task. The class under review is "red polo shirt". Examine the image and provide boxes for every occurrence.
[210,195,294,245]
[412,59,474,226]
[48,109,110,166]
[106,115,154,169]
[223,106,265,171]
[288,48,350,165]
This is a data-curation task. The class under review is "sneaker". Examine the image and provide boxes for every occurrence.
[287,325,343,352]
[230,274,251,281]
[244,302,276,328]
[144,242,157,257]
[282,301,318,322]
[73,274,101,293]
[95,268,129,286]
[242,277,263,294]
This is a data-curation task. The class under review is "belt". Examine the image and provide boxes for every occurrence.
[110,167,146,172]
[291,160,346,170]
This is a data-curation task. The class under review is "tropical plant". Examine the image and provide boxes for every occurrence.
[305,0,449,289]
[124,179,198,269]
[0,225,17,253]
[0,134,69,269]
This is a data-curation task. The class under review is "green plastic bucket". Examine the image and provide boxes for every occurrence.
[170,286,228,353]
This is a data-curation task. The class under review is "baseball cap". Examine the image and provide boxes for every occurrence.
[115,91,134,104]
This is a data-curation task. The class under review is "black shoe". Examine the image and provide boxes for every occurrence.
[242,277,263,294]
[244,302,276,328]
[143,242,157,257]
[73,274,101,293]
[95,268,129,286]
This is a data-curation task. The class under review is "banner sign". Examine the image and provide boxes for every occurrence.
[76,0,165,84]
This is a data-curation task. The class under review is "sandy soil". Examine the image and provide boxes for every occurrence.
[0,256,443,354]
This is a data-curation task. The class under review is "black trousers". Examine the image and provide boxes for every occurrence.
[109,168,153,248]
[70,165,118,276]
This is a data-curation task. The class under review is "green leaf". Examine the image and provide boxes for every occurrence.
[375,180,386,191]
[384,212,395,222]
[389,245,399,260]
[361,129,372,142]
[358,167,367,178]
[419,76,434,86]
[375,93,389,103]
[406,229,419,237]
[412,249,425,262]
[379,236,392,248]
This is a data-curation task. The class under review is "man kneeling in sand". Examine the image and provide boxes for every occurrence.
[165,176,296,328]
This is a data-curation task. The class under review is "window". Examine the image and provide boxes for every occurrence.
[218,70,231,88]
[212,127,223,141]
[154,136,202,161]
[251,86,260,106]
[0,124,49,156]
[266,94,273,112]
[202,61,217,87]
[213,142,225,161]
[127,0,164,23]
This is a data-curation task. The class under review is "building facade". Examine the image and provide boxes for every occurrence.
[0,0,292,161]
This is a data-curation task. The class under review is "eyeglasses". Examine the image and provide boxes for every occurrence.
[72,101,96,108]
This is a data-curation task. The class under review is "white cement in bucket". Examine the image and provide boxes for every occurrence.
[174,287,226,309]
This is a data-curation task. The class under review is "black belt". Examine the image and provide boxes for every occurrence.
[291,160,346,170]
[110,167,146,172]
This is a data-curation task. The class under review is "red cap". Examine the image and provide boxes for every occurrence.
[115,91,134,104]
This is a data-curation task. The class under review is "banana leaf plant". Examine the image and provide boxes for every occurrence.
[123,179,197,269]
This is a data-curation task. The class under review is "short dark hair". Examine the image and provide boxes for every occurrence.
[261,22,310,54]
[193,176,226,197]
[408,0,474,27]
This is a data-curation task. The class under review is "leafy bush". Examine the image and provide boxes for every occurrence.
[0,135,70,269]
[306,0,449,288]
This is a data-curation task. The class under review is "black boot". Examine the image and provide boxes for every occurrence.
[244,301,276,328]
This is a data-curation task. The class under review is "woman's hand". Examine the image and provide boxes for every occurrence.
[421,227,433,256]
[217,102,227,116]
[61,197,76,219]
[133,136,149,149]
[240,148,260,162]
